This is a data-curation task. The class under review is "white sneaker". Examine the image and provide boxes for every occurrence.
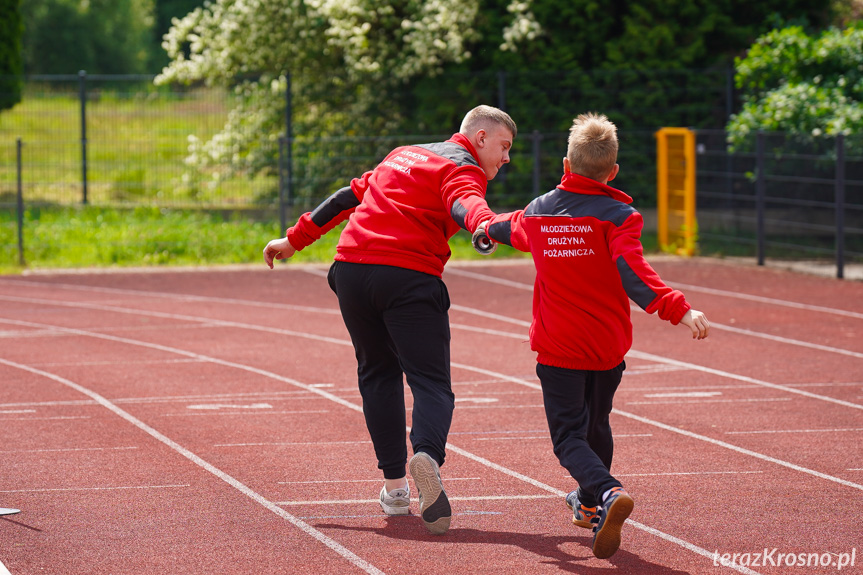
[379,483,410,515]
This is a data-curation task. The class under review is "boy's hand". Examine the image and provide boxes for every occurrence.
[263,237,296,269]
[680,309,709,340]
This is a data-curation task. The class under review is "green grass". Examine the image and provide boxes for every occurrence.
[0,205,534,274]
[1,89,277,206]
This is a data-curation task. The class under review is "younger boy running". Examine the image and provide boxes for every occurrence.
[478,112,709,559]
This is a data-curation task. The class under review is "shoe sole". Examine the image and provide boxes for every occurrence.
[592,494,634,559]
[409,453,451,535]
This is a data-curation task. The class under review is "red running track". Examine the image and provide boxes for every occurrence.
[0,257,860,574]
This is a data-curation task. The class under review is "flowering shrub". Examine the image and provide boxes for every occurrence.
[156,0,539,179]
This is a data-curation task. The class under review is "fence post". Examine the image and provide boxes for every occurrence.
[531,131,542,198]
[281,73,293,236]
[16,138,25,267]
[79,70,88,205]
[756,131,765,266]
[835,134,846,280]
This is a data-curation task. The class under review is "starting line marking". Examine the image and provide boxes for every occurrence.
[276,494,559,506]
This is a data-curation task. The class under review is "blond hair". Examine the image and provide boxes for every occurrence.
[460,105,518,138]
[566,113,618,181]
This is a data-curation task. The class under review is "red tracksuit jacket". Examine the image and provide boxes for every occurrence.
[287,133,496,277]
[486,172,691,371]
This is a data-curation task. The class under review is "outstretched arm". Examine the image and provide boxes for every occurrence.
[262,183,363,269]
[679,309,710,340]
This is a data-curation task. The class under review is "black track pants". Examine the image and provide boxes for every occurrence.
[537,361,626,507]
[328,261,454,479]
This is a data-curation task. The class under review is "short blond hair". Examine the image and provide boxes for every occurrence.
[460,105,518,138]
[566,113,618,181]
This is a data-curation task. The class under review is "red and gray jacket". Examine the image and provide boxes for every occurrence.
[486,172,691,371]
[286,133,495,277]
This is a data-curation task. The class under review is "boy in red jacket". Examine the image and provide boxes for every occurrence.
[263,105,516,535]
[479,112,709,558]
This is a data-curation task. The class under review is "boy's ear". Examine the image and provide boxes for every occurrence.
[563,157,571,173]
[606,163,620,182]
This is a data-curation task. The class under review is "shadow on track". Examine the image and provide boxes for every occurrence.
[316,517,691,574]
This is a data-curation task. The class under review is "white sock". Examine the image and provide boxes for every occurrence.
[602,489,613,502]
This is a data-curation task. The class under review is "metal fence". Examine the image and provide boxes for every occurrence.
[696,130,863,278]
[2,71,862,277]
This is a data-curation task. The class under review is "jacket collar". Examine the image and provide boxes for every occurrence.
[449,132,480,164]
[558,172,633,204]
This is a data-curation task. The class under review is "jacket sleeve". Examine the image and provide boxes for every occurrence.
[609,212,690,324]
[285,174,369,250]
[442,166,496,234]
[486,210,530,252]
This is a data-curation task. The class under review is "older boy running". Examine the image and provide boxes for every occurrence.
[264,106,516,535]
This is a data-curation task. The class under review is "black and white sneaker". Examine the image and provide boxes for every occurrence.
[592,487,634,559]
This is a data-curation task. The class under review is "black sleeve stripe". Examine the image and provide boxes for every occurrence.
[488,220,513,246]
[616,256,657,310]
[451,199,468,229]
[310,186,359,228]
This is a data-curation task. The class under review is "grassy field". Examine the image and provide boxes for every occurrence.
[0,205,536,274]
[1,87,277,207]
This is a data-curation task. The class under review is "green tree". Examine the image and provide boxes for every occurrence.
[727,25,863,150]
[22,0,155,74]
[0,0,23,111]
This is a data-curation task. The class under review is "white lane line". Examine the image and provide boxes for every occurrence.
[0,484,189,494]
[217,440,371,448]
[0,416,91,421]
[668,281,863,320]
[726,428,863,435]
[4,291,862,412]
[615,408,863,492]
[626,349,863,411]
[449,362,863,495]
[0,295,351,348]
[709,321,863,360]
[615,471,764,477]
[277,494,559,506]
[160,410,328,417]
[0,358,385,575]
[0,447,138,454]
[447,269,863,363]
[0,278,342,317]
[476,433,652,442]
[644,392,722,398]
[279,477,481,485]
[625,398,792,405]
[0,558,11,575]
[0,319,756,572]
